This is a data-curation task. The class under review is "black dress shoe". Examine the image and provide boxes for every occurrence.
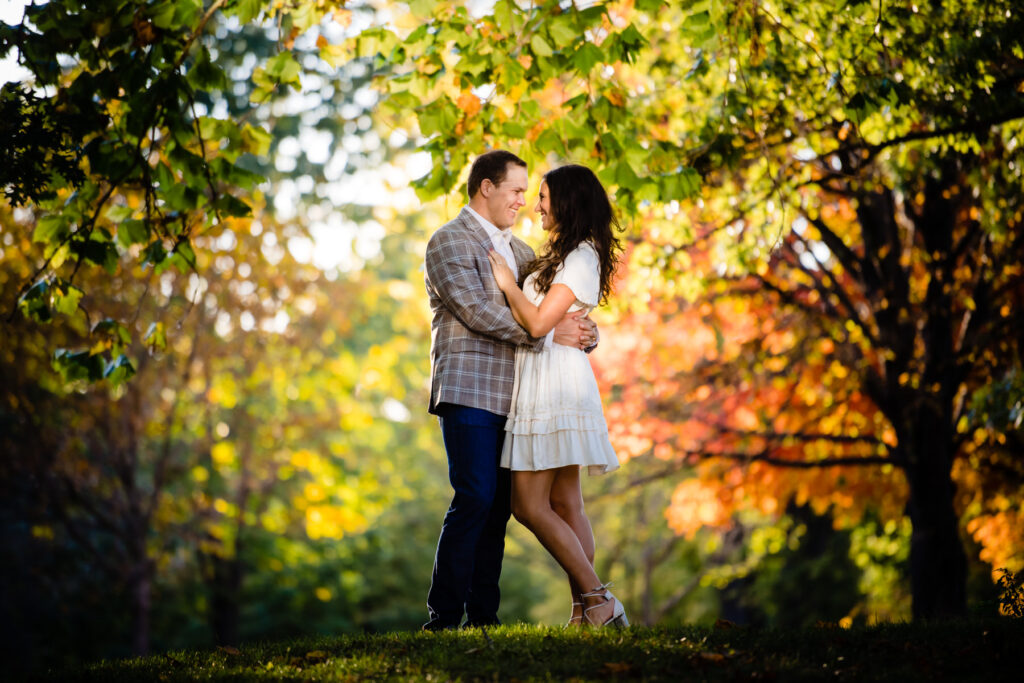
[422,618,461,632]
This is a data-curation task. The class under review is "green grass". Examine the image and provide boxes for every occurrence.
[35,618,1023,682]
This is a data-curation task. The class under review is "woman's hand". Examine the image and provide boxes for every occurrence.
[487,250,517,293]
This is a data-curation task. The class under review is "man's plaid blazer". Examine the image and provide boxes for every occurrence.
[424,208,545,416]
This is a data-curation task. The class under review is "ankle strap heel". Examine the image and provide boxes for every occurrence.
[581,583,629,628]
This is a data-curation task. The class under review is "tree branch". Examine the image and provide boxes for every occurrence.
[174,0,229,70]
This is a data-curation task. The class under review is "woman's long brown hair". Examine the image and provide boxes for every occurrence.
[526,164,622,305]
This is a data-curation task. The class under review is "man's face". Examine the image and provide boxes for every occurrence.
[483,164,528,229]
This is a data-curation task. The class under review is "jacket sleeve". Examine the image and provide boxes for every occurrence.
[426,229,545,349]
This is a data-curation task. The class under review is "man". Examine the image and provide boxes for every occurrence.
[422,150,597,630]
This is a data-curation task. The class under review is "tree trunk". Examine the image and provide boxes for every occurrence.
[902,163,969,619]
[905,453,967,618]
[205,551,243,646]
[129,561,153,655]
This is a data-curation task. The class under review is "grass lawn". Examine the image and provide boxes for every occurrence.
[33,618,1022,682]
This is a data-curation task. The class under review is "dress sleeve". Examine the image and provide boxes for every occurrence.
[552,243,600,307]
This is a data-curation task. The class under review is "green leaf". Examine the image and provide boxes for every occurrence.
[52,349,104,383]
[684,11,711,33]
[214,194,252,218]
[242,124,272,156]
[75,239,119,274]
[408,0,436,17]
[502,121,528,138]
[33,214,70,243]
[535,128,565,155]
[187,46,229,91]
[493,0,514,33]
[142,240,167,268]
[144,322,167,352]
[163,182,201,211]
[572,43,604,74]
[548,17,579,49]
[417,107,442,137]
[462,51,491,78]
[497,58,525,90]
[356,28,400,59]
[577,6,607,29]
[679,167,701,197]
[151,2,177,30]
[530,34,553,58]
[173,241,197,270]
[614,161,642,190]
[230,0,263,24]
[93,319,132,347]
[104,354,136,388]
[636,0,663,12]
[173,0,202,27]
[51,281,84,316]
[635,181,660,203]
[18,280,52,322]
[106,205,132,222]
[260,51,302,90]
[117,219,150,248]
[616,24,647,62]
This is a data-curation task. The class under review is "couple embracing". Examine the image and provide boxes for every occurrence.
[422,150,627,631]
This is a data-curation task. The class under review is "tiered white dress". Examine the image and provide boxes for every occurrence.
[500,242,619,476]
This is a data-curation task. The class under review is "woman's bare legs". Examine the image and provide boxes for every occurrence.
[550,466,594,625]
[512,466,617,625]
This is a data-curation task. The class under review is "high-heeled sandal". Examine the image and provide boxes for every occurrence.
[582,583,629,628]
[566,601,584,628]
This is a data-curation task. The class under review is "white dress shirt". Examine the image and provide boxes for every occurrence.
[465,205,517,271]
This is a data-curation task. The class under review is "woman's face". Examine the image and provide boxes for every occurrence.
[535,181,555,232]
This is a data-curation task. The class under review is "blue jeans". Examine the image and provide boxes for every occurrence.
[425,403,511,628]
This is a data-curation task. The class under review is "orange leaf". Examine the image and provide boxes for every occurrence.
[456,92,482,118]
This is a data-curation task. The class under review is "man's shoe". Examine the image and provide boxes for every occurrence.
[422,618,461,632]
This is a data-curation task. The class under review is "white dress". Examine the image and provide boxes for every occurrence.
[500,242,620,476]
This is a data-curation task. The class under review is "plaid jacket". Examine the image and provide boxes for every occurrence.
[425,208,545,416]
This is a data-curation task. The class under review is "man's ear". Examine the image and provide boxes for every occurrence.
[480,178,493,197]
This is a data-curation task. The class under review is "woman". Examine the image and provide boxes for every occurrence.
[487,164,626,628]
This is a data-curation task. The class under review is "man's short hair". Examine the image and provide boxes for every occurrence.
[467,150,527,199]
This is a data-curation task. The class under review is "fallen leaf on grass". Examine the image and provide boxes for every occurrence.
[305,650,328,661]
[698,652,727,663]
[218,645,241,656]
[714,619,736,630]
[603,661,633,673]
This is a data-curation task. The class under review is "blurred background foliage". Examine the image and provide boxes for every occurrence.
[1,0,1022,673]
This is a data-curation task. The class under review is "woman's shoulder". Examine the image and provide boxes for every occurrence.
[565,240,600,265]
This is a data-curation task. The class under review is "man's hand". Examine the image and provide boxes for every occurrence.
[552,310,599,351]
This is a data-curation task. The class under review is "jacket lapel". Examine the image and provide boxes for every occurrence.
[456,208,495,252]
[457,207,533,279]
